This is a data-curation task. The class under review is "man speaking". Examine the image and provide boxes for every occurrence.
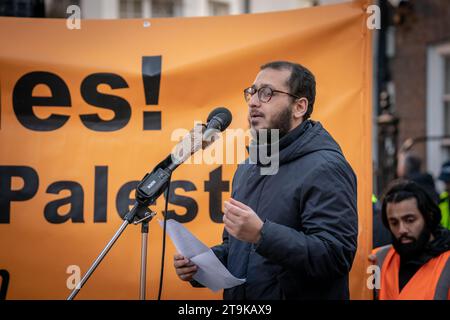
[174,61,358,300]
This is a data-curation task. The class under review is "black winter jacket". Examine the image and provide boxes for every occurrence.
[212,120,358,300]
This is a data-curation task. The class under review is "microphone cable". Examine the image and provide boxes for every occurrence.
[157,174,172,300]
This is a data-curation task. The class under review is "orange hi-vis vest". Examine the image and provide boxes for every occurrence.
[373,245,450,300]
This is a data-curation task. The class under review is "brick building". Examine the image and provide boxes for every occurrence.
[377,0,450,193]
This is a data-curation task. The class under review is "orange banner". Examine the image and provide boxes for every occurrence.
[0,0,372,299]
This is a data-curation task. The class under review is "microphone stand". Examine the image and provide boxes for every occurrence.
[66,119,226,300]
[136,210,155,300]
[67,162,177,300]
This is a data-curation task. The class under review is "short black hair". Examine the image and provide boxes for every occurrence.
[260,61,316,120]
[381,179,441,232]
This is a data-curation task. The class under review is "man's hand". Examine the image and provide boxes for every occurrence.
[174,253,198,282]
[223,198,263,243]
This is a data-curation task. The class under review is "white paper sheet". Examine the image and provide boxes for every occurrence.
[159,219,245,292]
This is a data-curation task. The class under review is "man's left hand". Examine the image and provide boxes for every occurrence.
[223,198,263,243]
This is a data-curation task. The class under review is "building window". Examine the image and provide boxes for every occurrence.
[446,56,450,94]
[120,0,181,18]
[152,0,182,17]
[209,0,230,16]
[444,56,450,155]
[45,0,80,18]
[426,43,450,179]
[120,0,143,18]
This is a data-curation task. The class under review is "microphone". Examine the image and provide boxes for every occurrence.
[170,123,207,166]
[171,107,233,167]
[131,107,232,210]
[206,107,233,131]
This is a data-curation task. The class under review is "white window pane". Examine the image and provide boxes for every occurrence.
[446,56,450,94]
[209,1,230,16]
[120,0,143,18]
[152,0,181,17]
[445,101,450,136]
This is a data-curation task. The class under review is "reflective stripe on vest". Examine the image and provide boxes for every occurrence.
[375,245,450,300]
[373,245,392,299]
[439,192,450,229]
[372,194,378,204]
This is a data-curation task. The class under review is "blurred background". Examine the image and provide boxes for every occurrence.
[1,0,450,246]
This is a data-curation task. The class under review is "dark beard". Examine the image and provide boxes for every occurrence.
[391,227,431,261]
[268,105,293,139]
[248,105,293,143]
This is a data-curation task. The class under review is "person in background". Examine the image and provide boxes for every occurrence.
[371,180,450,300]
[396,151,439,204]
[438,161,450,230]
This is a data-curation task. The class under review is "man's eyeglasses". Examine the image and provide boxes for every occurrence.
[243,86,300,103]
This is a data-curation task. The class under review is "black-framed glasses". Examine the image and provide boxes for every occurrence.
[243,86,300,103]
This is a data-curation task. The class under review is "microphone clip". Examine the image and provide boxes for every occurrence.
[136,167,172,206]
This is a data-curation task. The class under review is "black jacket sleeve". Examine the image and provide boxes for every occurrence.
[254,159,358,280]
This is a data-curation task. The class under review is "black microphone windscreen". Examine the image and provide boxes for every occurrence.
[207,107,232,131]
